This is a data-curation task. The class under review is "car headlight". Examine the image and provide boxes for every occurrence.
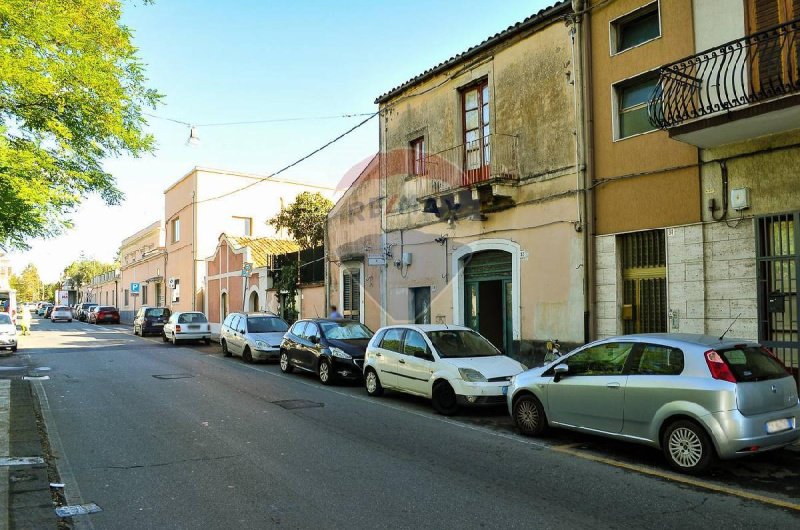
[458,368,487,382]
[330,347,352,359]
[256,340,268,349]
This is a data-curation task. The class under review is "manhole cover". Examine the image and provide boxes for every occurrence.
[152,374,194,380]
[272,399,324,410]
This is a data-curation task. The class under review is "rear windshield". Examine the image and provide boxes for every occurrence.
[98,307,116,311]
[54,306,70,311]
[719,346,789,382]
[145,308,169,318]
[247,316,288,333]
[0,314,11,325]
[178,313,208,324]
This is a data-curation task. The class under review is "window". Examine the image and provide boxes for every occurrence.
[142,284,148,305]
[612,2,660,54]
[305,323,320,341]
[221,292,228,321]
[563,342,635,376]
[234,216,253,237]
[403,330,430,359]
[411,287,431,324]
[462,80,490,179]
[410,137,425,176]
[124,289,129,306]
[177,312,208,324]
[341,265,361,322]
[632,344,684,375]
[615,74,658,139]
[247,316,289,333]
[291,321,308,339]
[172,279,180,303]
[380,328,405,353]
[172,218,181,243]
[223,314,235,328]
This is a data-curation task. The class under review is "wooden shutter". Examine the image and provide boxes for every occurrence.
[342,267,361,321]
[747,0,799,89]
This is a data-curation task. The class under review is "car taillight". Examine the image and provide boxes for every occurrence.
[175,325,182,332]
[705,349,737,383]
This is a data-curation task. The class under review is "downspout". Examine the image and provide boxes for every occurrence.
[192,187,197,311]
[379,106,388,327]
[324,215,330,315]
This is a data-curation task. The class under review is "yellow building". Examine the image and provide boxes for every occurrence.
[118,220,167,321]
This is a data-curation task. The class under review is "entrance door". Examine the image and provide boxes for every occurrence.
[412,287,431,324]
[249,291,259,312]
[463,250,512,353]
[621,230,667,334]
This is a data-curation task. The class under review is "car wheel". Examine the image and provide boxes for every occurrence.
[68,319,72,323]
[133,326,139,336]
[364,368,383,396]
[318,358,333,385]
[279,350,294,373]
[662,420,716,474]
[431,381,459,416]
[513,394,548,436]
[243,347,253,363]
[10,346,17,352]
[171,333,178,346]
[161,331,168,343]
[221,340,231,357]
[203,338,211,346]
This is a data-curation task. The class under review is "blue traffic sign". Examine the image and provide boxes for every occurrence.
[130,282,141,294]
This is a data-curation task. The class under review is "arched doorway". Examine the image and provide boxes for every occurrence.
[249,291,259,312]
[221,292,229,321]
[462,250,512,353]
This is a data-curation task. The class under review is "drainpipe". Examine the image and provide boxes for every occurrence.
[324,215,330,315]
[379,107,388,327]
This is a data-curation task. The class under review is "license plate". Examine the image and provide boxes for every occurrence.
[501,385,509,396]
[189,325,200,330]
[766,418,793,434]
[104,316,113,320]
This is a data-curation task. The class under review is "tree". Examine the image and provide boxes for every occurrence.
[9,263,42,302]
[268,192,334,249]
[61,255,113,291]
[0,0,161,251]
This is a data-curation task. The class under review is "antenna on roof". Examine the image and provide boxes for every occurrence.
[719,312,742,341]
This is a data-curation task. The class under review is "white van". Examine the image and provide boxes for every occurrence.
[0,289,17,323]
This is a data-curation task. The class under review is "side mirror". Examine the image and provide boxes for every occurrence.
[310,335,320,344]
[553,364,568,383]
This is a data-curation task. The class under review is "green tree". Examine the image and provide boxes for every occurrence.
[268,192,334,249]
[0,0,161,251]
[61,255,113,291]
[9,263,42,302]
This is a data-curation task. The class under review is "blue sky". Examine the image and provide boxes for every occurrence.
[10,0,555,282]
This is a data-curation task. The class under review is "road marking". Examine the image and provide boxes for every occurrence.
[550,443,800,512]
[0,457,45,466]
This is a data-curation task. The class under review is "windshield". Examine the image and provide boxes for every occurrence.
[247,316,289,333]
[427,330,500,358]
[720,346,789,382]
[178,313,208,324]
[320,321,373,340]
[0,314,11,325]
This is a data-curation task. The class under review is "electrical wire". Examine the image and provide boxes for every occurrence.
[143,112,375,128]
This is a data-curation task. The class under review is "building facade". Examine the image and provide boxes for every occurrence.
[163,167,334,314]
[85,270,120,308]
[118,221,167,322]
[374,1,585,364]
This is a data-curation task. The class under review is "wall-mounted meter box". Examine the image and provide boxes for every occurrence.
[730,187,751,211]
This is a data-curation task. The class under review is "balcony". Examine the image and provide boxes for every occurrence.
[648,18,800,148]
[416,133,519,216]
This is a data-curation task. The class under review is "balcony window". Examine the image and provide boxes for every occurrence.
[410,137,425,176]
[616,74,658,139]
[462,80,490,183]
[612,2,660,54]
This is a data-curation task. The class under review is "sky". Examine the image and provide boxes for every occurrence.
[8,0,554,282]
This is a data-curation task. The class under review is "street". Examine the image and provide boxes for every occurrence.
[3,317,799,529]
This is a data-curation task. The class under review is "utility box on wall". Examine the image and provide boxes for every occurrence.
[730,187,751,211]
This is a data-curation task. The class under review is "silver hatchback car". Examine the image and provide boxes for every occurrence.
[508,334,800,474]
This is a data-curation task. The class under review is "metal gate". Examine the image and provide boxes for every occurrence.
[756,213,800,388]
[621,230,667,334]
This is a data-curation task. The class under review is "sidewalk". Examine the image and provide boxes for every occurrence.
[0,378,56,529]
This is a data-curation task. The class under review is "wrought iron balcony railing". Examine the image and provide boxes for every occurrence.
[416,133,518,198]
[648,18,800,129]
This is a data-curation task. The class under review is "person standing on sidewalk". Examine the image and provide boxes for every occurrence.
[20,307,31,335]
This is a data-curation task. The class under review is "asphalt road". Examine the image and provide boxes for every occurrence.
[5,317,800,529]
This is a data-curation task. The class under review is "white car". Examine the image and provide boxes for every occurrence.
[162,311,212,345]
[0,313,17,352]
[51,306,73,322]
[362,324,526,415]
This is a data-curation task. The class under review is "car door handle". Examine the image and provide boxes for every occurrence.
[606,382,621,389]
[374,353,382,357]
[398,359,406,364]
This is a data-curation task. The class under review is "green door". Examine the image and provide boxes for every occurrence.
[463,250,512,353]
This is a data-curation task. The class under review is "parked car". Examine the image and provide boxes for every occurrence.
[162,311,211,345]
[508,333,800,474]
[50,306,73,323]
[362,324,525,415]
[220,312,289,363]
[280,319,374,383]
[89,306,120,324]
[38,304,52,317]
[133,306,172,336]
[44,305,54,318]
[77,302,95,321]
[0,313,17,352]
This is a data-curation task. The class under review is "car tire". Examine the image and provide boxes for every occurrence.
[431,381,459,416]
[513,394,549,436]
[318,358,333,385]
[10,346,17,352]
[68,319,72,323]
[171,333,179,346]
[364,368,383,397]
[279,350,294,373]
[133,326,139,336]
[662,420,716,474]
[203,338,211,345]
[222,340,232,357]
[161,332,168,343]
[243,347,253,363]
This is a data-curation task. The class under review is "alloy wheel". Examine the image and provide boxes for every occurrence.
[319,360,330,384]
[668,427,704,468]
[516,400,539,431]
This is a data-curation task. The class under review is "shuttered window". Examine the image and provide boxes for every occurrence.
[747,0,800,89]
[621,230,667,334]
[342,266,361,322]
